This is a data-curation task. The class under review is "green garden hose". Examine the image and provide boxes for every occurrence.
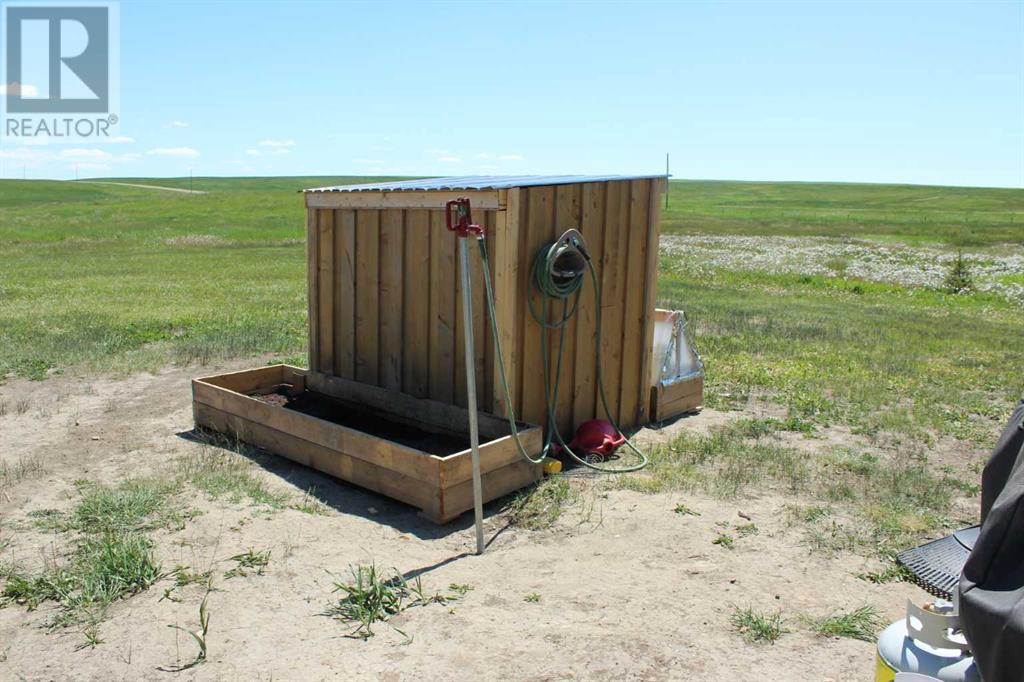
[476,236,649,473]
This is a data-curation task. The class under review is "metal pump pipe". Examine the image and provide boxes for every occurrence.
[446,198,485,555]
[459,236,485,555]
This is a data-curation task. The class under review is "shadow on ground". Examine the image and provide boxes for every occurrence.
[175,428,520,545]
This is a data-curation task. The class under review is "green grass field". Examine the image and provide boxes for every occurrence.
[1,176,1021,446]
[662,180,1024,246]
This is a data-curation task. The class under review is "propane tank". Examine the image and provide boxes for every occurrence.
[875,600,980,682]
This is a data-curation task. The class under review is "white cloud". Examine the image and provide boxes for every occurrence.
[437,156,461,163]
[70,162,110,172]
[0,147,48,161]
[120,153,142,160]
[60,148,112,160]
[498,154,524,161]
[107,135,135,143]
[477,152,491,159]
[258,139,295,148]
[147,147,200,158]
[245,149,261,156]
[0,83,39,97]
[424,148,450,155]
[166,120,188,128]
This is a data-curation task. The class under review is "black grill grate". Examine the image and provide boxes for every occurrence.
[896,529,977,599]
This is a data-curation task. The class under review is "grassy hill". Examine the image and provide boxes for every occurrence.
[661,179,1023,246]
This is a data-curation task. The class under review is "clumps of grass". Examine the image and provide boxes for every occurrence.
[623,426,811,497]
[327,564,453,639]
[735,523,759,537]
[505,477,577,530]
[0,455,44,491]
[223,549,270,579]
[856,561,912,585]
[174,565,213,589]
[786,504,831,524]
[524,593,541,603]
[808,605,883,642]
[162,592,210,671]
[0,477,180,629]
[448,583,473,596]
[731,416,815,440]
[1,531,161,627]
[713,533,735,550]
[943,250,975,294]
[730,606,787,644]
[180,448,287,508]
[80,625,104,649]
[673,502,700,516]
[803,519,864,556]
[289,487,329,515]
[70,478,183,533]
[622,423,971,559]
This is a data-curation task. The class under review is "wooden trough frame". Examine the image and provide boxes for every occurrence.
[192,364,543,523]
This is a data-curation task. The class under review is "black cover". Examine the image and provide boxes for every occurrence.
[959,399,1024,682]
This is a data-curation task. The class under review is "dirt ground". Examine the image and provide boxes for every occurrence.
[0,361,952,681]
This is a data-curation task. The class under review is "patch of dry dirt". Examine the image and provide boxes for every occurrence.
[0,364,959,680]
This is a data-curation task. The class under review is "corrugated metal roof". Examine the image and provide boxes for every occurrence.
[305,175,667,193]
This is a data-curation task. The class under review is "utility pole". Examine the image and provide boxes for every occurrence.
[189,168,193,193]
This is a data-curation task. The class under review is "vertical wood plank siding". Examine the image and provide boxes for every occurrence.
[305,178,661,432]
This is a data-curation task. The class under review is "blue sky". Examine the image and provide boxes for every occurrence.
[2,0,1022,187]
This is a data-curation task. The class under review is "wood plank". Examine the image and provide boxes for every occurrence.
[379,209,404,391]
[553,183,582,436]
[402,209,430,397]
[518,186,554,431]
[619,180,651,428]
[333,209,356,379]
[306,190,502,211]
[441,426,543,486]
[193,402,439,515]
[598,181,630,422]
[193,378,441,484]
[354,209,380,385]
[306,208,319,371]
[572,182,606,425]
[636,178,666,423]
[428,210,455,403]
[317,208,335,374]
[491,192,520,419]
[194,365,284,395]
[437,459,542,522]
[307,370,512,442]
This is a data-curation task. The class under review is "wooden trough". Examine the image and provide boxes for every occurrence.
[192,364,543,522]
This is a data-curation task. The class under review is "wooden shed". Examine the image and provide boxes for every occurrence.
[192,174,694,523]
[303,175,668,436]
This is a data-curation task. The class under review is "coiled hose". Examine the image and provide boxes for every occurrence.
[477,237,649,473]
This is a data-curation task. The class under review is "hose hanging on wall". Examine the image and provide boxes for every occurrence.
[477,230,649,473]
